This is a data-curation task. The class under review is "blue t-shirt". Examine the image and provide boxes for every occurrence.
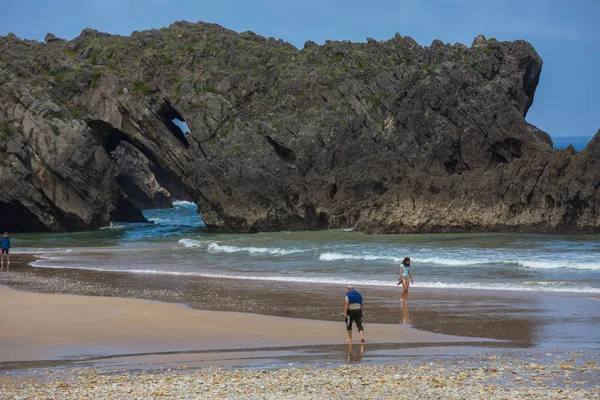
[345,289,363,305]
[1,237,9,249]
[401,265,411,277]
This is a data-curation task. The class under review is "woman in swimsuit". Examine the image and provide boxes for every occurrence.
[398,257,413,303]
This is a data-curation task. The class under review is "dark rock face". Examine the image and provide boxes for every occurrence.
[0,22,598,233]
[112,142,173,210]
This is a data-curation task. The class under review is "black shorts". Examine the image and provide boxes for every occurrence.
[345,309,363,331]
[1,249,8,254]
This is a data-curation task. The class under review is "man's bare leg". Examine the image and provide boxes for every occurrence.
[346,330,353,342]
[359,330,365,342]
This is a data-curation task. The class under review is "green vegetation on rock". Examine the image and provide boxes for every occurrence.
[50,123,60,136]
[1,121,14,136]
[132,80,152,95]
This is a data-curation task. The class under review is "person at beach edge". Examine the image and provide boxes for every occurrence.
[344,284,364,342]
[1,231,11,270]
[398,257,413,303]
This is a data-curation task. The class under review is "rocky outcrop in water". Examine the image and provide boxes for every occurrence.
[0,23,598,233]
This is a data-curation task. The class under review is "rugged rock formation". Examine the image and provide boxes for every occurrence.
[0,23,598,233]
[111,142,172,210]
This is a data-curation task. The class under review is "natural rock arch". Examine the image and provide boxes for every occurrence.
[1,23,599,234]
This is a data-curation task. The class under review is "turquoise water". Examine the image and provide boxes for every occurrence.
[11,201,600,295]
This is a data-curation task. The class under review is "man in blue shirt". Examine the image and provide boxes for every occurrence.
[344,284,365,342]
[1,231,10,270]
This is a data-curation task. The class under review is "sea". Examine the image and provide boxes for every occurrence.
[552,135,593,151]
[11,200,600,296]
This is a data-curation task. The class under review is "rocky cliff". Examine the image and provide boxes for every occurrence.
[0,22,598,233]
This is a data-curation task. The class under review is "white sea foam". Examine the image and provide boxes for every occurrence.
[28,261,600,294]
[207,242,305,256]
[13,247,66,254]
[99,222,128,230]
[173,200,196,207]
[319,252,404,262]
[178,239,207,248]
[17,246,134,255]
[520,281,577,286]
[319,253,490,266]
[416,257,494,266]
[319,251,600,271]
[517,260,600,271]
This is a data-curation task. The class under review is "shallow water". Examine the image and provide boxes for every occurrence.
[11,201,600,295]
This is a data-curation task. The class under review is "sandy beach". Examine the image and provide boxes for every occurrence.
[0,285,485,363]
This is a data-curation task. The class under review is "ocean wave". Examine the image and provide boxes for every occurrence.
[27,262,600,294]
[520,281,577,286]
[319,253,489,266]
[149,218,174,224]
[207,242,305,256]
[17,246,133,255]
[12,247,68,254]
[416,257,493,266]
[319,252,600,271]
[173,200,196,207]
[178,238,207,248]
[319,252,404,262]
[517,260,600,271]
[99,222,128,230]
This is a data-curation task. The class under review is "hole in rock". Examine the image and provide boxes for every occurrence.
[110,141,195,211]
[89,119,202,228]
[0,201,50,232]
[172,118,190,134]
[158,101,190,148]
[110,141,206,233]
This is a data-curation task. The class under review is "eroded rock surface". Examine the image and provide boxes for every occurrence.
[111,142,172,210]
[0,23,598,233]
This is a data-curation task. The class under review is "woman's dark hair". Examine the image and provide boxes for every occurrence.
[402,257,410,265]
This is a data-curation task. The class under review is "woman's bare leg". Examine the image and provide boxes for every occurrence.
[401,280,409,303]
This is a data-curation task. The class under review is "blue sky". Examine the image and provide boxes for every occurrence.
[1,0,598,140]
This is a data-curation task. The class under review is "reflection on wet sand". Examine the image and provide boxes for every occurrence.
[346,342,365,362]
[400,303,411,325]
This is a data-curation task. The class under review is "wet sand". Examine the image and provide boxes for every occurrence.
[0,285,489,364]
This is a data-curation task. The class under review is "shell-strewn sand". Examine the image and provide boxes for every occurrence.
[2,354,599,399]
